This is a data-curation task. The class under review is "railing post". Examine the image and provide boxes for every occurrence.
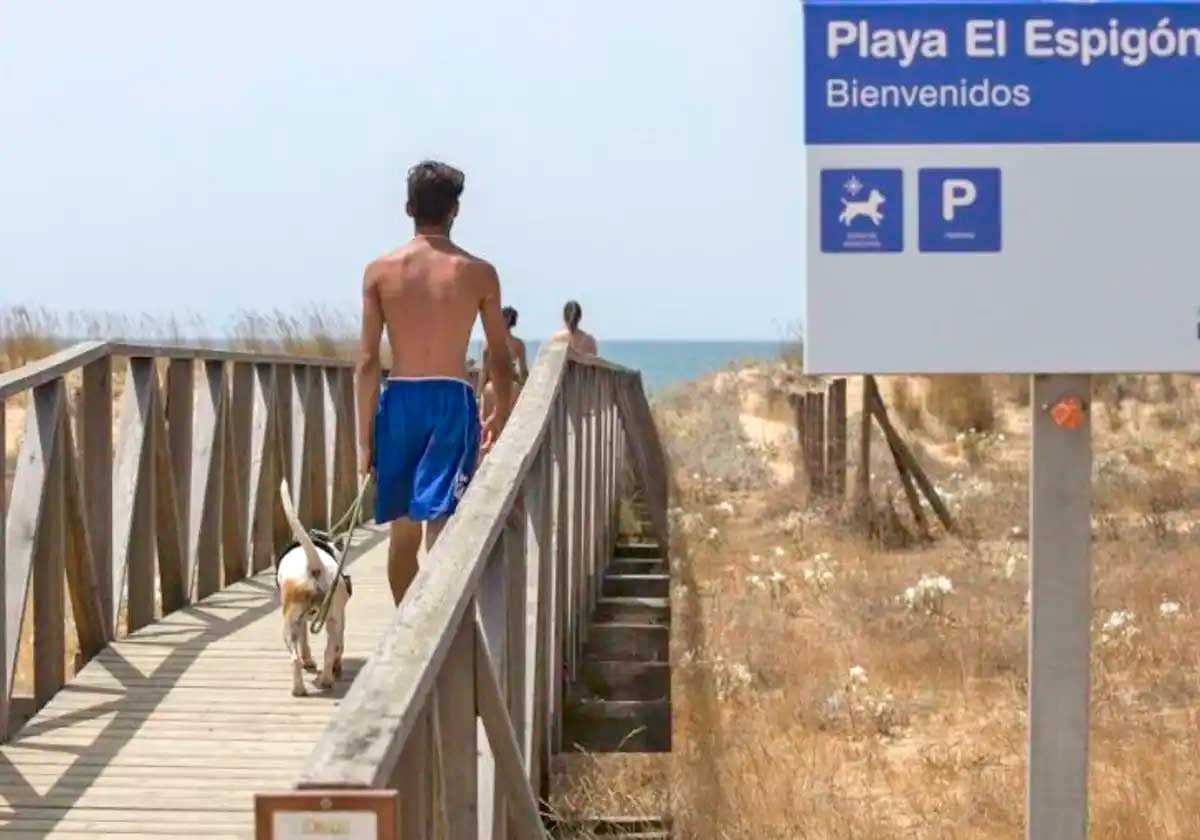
[115,358,158,633]
[274,363,294,553]
[248,363,279,574]
[33,381,67,709]
[224,362,253,582]
[82,357,114,638]
[477,539,510,839]
[567,368,584,681]
[525,447,554,799]
[435,608,479,839]
[190,360,226,599]
[166,359,194,557]
[504,488,528,789]
[552,391,570,754]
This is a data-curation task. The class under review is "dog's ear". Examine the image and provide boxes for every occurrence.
[343,576,353,598]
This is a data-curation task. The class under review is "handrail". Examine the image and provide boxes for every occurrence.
[296,336,670,838]
[0,340,353,400]
[0,339,359,739]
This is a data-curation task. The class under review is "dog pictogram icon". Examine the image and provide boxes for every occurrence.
[838,188,886,227]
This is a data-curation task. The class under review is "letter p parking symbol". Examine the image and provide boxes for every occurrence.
[942,178,977,221]
[919,168,1001,252]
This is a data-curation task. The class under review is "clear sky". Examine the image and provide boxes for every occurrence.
[1,2,804,341]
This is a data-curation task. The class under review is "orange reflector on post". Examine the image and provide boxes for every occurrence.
[1051,396,1085,430]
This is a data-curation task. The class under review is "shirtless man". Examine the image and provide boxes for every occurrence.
[356,160,514,605]
[553,299,599,355]
[478,306,528,423]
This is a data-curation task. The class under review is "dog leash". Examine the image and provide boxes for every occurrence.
[308,473,373,635]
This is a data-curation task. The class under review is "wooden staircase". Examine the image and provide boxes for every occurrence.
[563,527,671,754]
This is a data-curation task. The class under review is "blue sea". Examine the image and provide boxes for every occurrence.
[470,340,788,394]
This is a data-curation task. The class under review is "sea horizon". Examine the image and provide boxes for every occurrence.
[471,338,789,393]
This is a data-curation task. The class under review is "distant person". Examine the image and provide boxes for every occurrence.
[478,306,528,420]
[356,160,514,606]
[554,299,598,355]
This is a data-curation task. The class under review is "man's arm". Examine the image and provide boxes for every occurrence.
[356,265,384,477]
[477,264,513,453]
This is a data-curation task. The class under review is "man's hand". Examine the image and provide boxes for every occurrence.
[357,441,373,479]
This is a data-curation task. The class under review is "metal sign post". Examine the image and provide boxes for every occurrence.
[1028,375,1092,840]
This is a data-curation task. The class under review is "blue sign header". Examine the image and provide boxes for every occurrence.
[804,1,1200,143]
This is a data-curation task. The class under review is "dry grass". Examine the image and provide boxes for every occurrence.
[554,368,1200,838]
[0,304,357,374]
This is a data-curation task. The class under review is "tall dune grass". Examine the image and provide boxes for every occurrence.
[0,304,357,373]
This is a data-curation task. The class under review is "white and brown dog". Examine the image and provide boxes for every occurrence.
[277,480,352,697]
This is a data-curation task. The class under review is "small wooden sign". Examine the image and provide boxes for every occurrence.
[255,790,398,840]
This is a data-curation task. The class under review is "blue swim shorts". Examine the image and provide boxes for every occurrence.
[372,377,481,523]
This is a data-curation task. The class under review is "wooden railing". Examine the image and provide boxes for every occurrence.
[0,342,357,737]
[295,339,669,839]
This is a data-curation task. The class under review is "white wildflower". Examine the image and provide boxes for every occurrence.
[848,665,868,688]
[749,554,763,565]
[713,501,735,516]
[745,574,765,591]
[705,526,720,543]
[1004,555,1018,580]
[1159,601,1182,619]
[773,546,786,559]
[1100,609,1139,644]
[900,574,954,615]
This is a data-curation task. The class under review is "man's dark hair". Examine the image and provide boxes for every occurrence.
[407,160,465,226]
[563,300,583,332]
[502,306,518,329]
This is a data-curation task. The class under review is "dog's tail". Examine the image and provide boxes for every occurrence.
[279,479,325,583]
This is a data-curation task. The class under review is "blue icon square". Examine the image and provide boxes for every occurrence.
[820,169,903,254]
[918,168,1001,253]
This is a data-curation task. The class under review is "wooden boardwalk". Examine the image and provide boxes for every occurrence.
[0,529,391,839]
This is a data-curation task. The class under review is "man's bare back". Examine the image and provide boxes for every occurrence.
[365,236,503,380]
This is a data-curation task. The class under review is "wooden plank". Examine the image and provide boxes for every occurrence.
[0,342,109,401]
[437,610,478,840]
[567,372,584,684]
[296,340,569,790]
[226,362,253,577]
[828,378,847,499]
[150,380,188,615]
[247,364,278,574]
[189,360,226,599]
[221,373,248,585]
[1028,374,1092,840]
[273,364,293,553]
[302,366,329,530]
[321,368,339,529]
[290,366,312,526]
[33,383,67,710]
[60,416,108,663]
[866,376,955,533]
[478,540,508,840]
[112,358,157,634]
[327,367,357,530]
[504,491,528,773]
[474,618,548,840]
[81,357,114,639]
[857,377,871,504]
[525,448,554,798]
[394,704,431,839]
[166,359,195,552]
[551,395,570,754]
[107,341,354,370]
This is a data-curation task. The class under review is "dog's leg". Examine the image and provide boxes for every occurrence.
[316,616,339,690]
[299,622,317,672]
[284,613,308,697]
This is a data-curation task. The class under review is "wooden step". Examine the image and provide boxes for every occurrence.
[615,542,661,560]
[584,624,669,663]
[594,597,670,626]
[603,574,670,599]
[562,699,671,753]
[608,559,666,577]
[581,661,670,702]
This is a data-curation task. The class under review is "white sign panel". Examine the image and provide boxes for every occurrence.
[803,0,1200,374]
[273,811,377,839]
